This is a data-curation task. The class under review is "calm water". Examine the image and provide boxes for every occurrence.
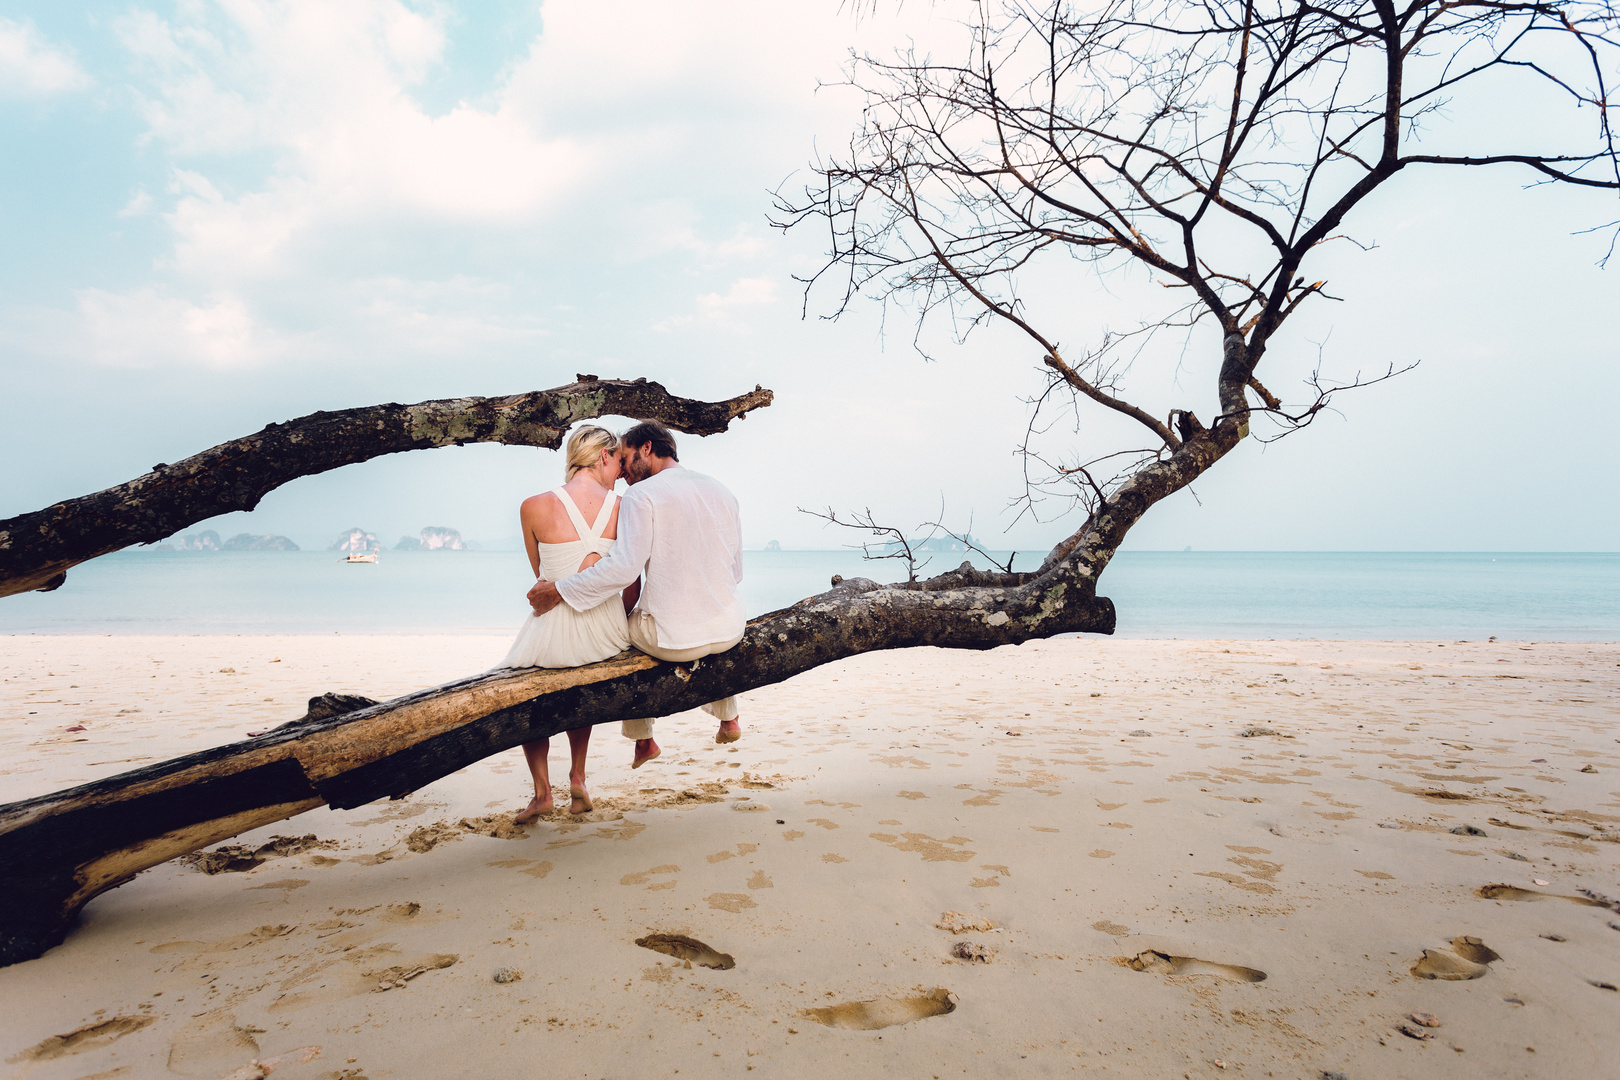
[0,550,1614,640]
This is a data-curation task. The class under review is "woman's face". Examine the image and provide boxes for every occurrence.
[600,446,623,484]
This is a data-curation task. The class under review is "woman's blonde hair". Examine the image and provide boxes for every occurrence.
[564,424,619,481]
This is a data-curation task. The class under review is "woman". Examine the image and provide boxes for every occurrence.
[501,424,639,823]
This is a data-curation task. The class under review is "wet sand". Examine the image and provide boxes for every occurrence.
[1,635,1617,1078]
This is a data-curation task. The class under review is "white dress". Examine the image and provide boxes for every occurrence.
[501,487,631,669]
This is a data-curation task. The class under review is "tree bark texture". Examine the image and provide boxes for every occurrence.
[0,376,773,599]
[0,547,1114,968]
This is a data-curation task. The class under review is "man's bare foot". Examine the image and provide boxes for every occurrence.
[514,792,552,825]
[568,779,594,815]
[632,738,661,769]
[715,717,742,744]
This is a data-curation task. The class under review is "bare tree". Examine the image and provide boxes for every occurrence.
[777,0,1618,574]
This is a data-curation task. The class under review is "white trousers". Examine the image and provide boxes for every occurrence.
[621,610,742,740]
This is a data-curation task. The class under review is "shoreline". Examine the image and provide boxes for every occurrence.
[2,636,1617,1077]
[7,551,1618,642]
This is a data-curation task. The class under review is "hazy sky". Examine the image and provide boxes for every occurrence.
[1,1,1615,556]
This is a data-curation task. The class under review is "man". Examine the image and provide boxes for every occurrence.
[527,420,745,768]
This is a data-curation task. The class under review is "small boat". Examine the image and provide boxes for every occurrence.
[345,552,378,564]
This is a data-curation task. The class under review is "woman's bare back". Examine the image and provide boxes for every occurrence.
[520,479,621,577]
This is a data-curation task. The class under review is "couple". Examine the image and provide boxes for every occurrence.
[501,420,745,824]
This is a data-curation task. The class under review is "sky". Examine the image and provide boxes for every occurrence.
[0,0,1615,557]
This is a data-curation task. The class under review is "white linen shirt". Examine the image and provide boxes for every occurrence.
[554,465,744,650]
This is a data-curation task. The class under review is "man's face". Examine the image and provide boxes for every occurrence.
[619,443,652,485]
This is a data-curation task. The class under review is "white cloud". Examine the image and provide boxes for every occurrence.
[0,18,92,96]
[118,189,154,218]
[57,0,922,367]
[113,0,934,282]
[348,275,548,353]
[698,276,779,317]
[0,271,549,373]
[712,230,769,261]
[119,0,591,279]
[74,288,273,368]
[165,169,314,277]
[653,275,779,332]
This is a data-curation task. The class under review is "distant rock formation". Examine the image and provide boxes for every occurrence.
[765,540,782,552]
[329,528,381,553]
[418,526,468,551]
[393,527,469,551]
[222,533,299,551]
[917,535,979,553]
[168,530,222,551]
[880,535,981,554]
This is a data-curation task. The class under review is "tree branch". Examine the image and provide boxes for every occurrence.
[0,377,774,599]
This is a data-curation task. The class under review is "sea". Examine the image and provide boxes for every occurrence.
[1,550,1615,641]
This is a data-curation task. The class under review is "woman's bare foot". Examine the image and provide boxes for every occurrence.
[514,792,553,825]
[568,777,594,815]
[632,738,661,769]
[715,717,742,744]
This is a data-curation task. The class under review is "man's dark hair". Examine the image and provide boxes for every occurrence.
[621,420,678,461]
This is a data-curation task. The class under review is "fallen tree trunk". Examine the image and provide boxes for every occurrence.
[0,554,1114,967]
[0,376,773,598]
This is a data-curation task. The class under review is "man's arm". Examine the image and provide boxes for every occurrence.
[553,494,653,612]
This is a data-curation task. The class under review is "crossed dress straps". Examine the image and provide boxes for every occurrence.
[552,487,616,549]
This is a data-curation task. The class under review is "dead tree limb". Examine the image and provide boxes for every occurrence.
[0,548,1112,967]
[0,376,773,599]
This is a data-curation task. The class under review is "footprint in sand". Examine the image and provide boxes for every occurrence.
[635,933,735,970]
[705,842,760,863]
[166,1010,262,1076]
[1411,936,1501,980]
[366,953,459,993]
[868,832,975,862]
[268,946,452,1012]
[937,912,994,933]
[6,1016,155,1064]
[707,892,758,912]
[488,858,554,879]
[150,923,298,955]
[180,834,337,874]
[1476,883,1607,907]
[802,987,956,1030]
[620,865,680,890]
[1125,950,1266,982]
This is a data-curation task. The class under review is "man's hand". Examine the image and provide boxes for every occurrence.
[528,579,563,617]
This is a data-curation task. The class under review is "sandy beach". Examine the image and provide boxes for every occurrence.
[1,634,1616,1079]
